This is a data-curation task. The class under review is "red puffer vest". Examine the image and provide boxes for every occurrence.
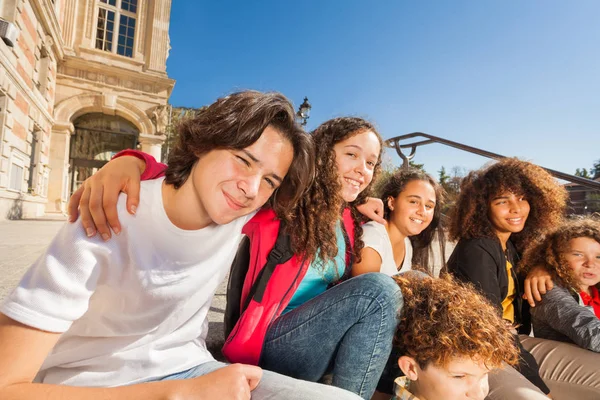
[222,207,355,365]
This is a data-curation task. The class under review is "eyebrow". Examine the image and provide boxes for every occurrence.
[344,144,378,160]
[242,149,284,184]
[406,194,436,203]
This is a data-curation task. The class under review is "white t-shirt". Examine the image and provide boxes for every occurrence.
[1,177,252,387]
[361,221,412,276]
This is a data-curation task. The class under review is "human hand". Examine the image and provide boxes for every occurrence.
[67,156,145,240]
[357,197,386,225]
[523,265,554,307]
[178,364,263,400]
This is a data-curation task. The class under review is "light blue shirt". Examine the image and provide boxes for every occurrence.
[284,222,347,313]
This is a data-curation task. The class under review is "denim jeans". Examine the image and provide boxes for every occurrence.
[260,272,403,400]
[152,360,362,399]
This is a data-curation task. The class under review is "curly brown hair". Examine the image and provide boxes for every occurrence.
[379,168,446,275]
[288,117,383,267]
[393,274,519,369]
[521,218,600,291]
[448,158,567,253]
[166,90,313,221]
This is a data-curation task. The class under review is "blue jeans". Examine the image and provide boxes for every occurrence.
[260,273,403,400]
[152,360,361,399]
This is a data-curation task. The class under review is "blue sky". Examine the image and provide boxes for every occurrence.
[167,1,600,179]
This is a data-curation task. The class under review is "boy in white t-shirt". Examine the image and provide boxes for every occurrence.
[0,91,361,400]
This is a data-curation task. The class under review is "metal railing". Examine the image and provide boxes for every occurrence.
[386,132,600,191]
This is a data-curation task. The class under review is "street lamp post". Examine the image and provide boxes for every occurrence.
[296,97,311,127]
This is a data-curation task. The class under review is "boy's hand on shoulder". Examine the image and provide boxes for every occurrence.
[68,156,145,241]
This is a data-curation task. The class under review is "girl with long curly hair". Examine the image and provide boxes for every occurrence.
[391,273,519,400]
[352,168,446,277]
[517,219,600,398]
[68,116,402,400]
[447,157,568,399]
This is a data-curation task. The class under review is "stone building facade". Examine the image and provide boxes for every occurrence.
[0,0,174,220]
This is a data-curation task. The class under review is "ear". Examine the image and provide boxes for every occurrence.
[398,356,420,381]
[387,196,395,212]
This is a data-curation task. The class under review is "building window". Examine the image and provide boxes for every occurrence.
[117,15,136,57]
[9,161,24,192]
[95,0,138,57]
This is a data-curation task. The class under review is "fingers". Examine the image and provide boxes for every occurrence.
[68,185,84,223]
[79,184,97,238]
[124,178,141,216]
[535,279,547,301]
[103,180,125,236]
[88,183,111,241]
[523,278,535,307]
[545,278,554,292]
[370,213,387,225]
[239,364,262,391]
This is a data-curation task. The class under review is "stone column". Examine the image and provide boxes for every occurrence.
[46,122,73,213]
[138,133,166,162]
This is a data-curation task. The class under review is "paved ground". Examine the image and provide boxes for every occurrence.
[0,219,453,361]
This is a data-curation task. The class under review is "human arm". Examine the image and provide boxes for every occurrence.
[531,287,600,352]
[356,197,386,225]
[352,247,384,277]
[0,315,261,400]
[67,150,167,240]
[523,265,555,308]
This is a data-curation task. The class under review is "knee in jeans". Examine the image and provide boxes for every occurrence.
[356,273,403,311]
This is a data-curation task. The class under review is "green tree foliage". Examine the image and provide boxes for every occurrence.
[162,105,207,162]
[593,160,600,179]
[438,166,450,186]
[575,168,591,179]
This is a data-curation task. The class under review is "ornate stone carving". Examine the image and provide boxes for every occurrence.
[149,105,169,135]
[57,65,166,94]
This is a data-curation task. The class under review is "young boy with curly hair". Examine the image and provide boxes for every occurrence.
[391,274,519,400]
[522,218,600,349]
[518,219,600,399]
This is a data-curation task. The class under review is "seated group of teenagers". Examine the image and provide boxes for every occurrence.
[0,90,599,400]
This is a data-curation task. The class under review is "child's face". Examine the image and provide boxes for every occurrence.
[564,237,600,291]
[190,125,294,225]
[333,130,380,202]
[387,179,436,237]
[487,192,530,236]
[413,357,491,400]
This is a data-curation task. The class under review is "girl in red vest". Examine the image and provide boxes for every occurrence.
[71,117,402,400]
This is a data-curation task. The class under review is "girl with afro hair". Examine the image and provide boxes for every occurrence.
[447,157,568,398]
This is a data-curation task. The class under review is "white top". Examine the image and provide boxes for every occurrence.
[1,177,252,387]
[361,221,412,276]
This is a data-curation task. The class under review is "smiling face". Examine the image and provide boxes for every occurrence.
[404,357,491,400]
[564,237,600,293]
[488,192,530,239]
[189,125,294,225]
[333,130,381,202]
[387,179,436,238]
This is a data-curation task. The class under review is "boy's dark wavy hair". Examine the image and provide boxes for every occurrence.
[165,90,314,221]
[289,117,383,266]
[379,168,446,275]
[449,158,567,253]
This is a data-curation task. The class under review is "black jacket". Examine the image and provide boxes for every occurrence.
[448,237,550,395]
